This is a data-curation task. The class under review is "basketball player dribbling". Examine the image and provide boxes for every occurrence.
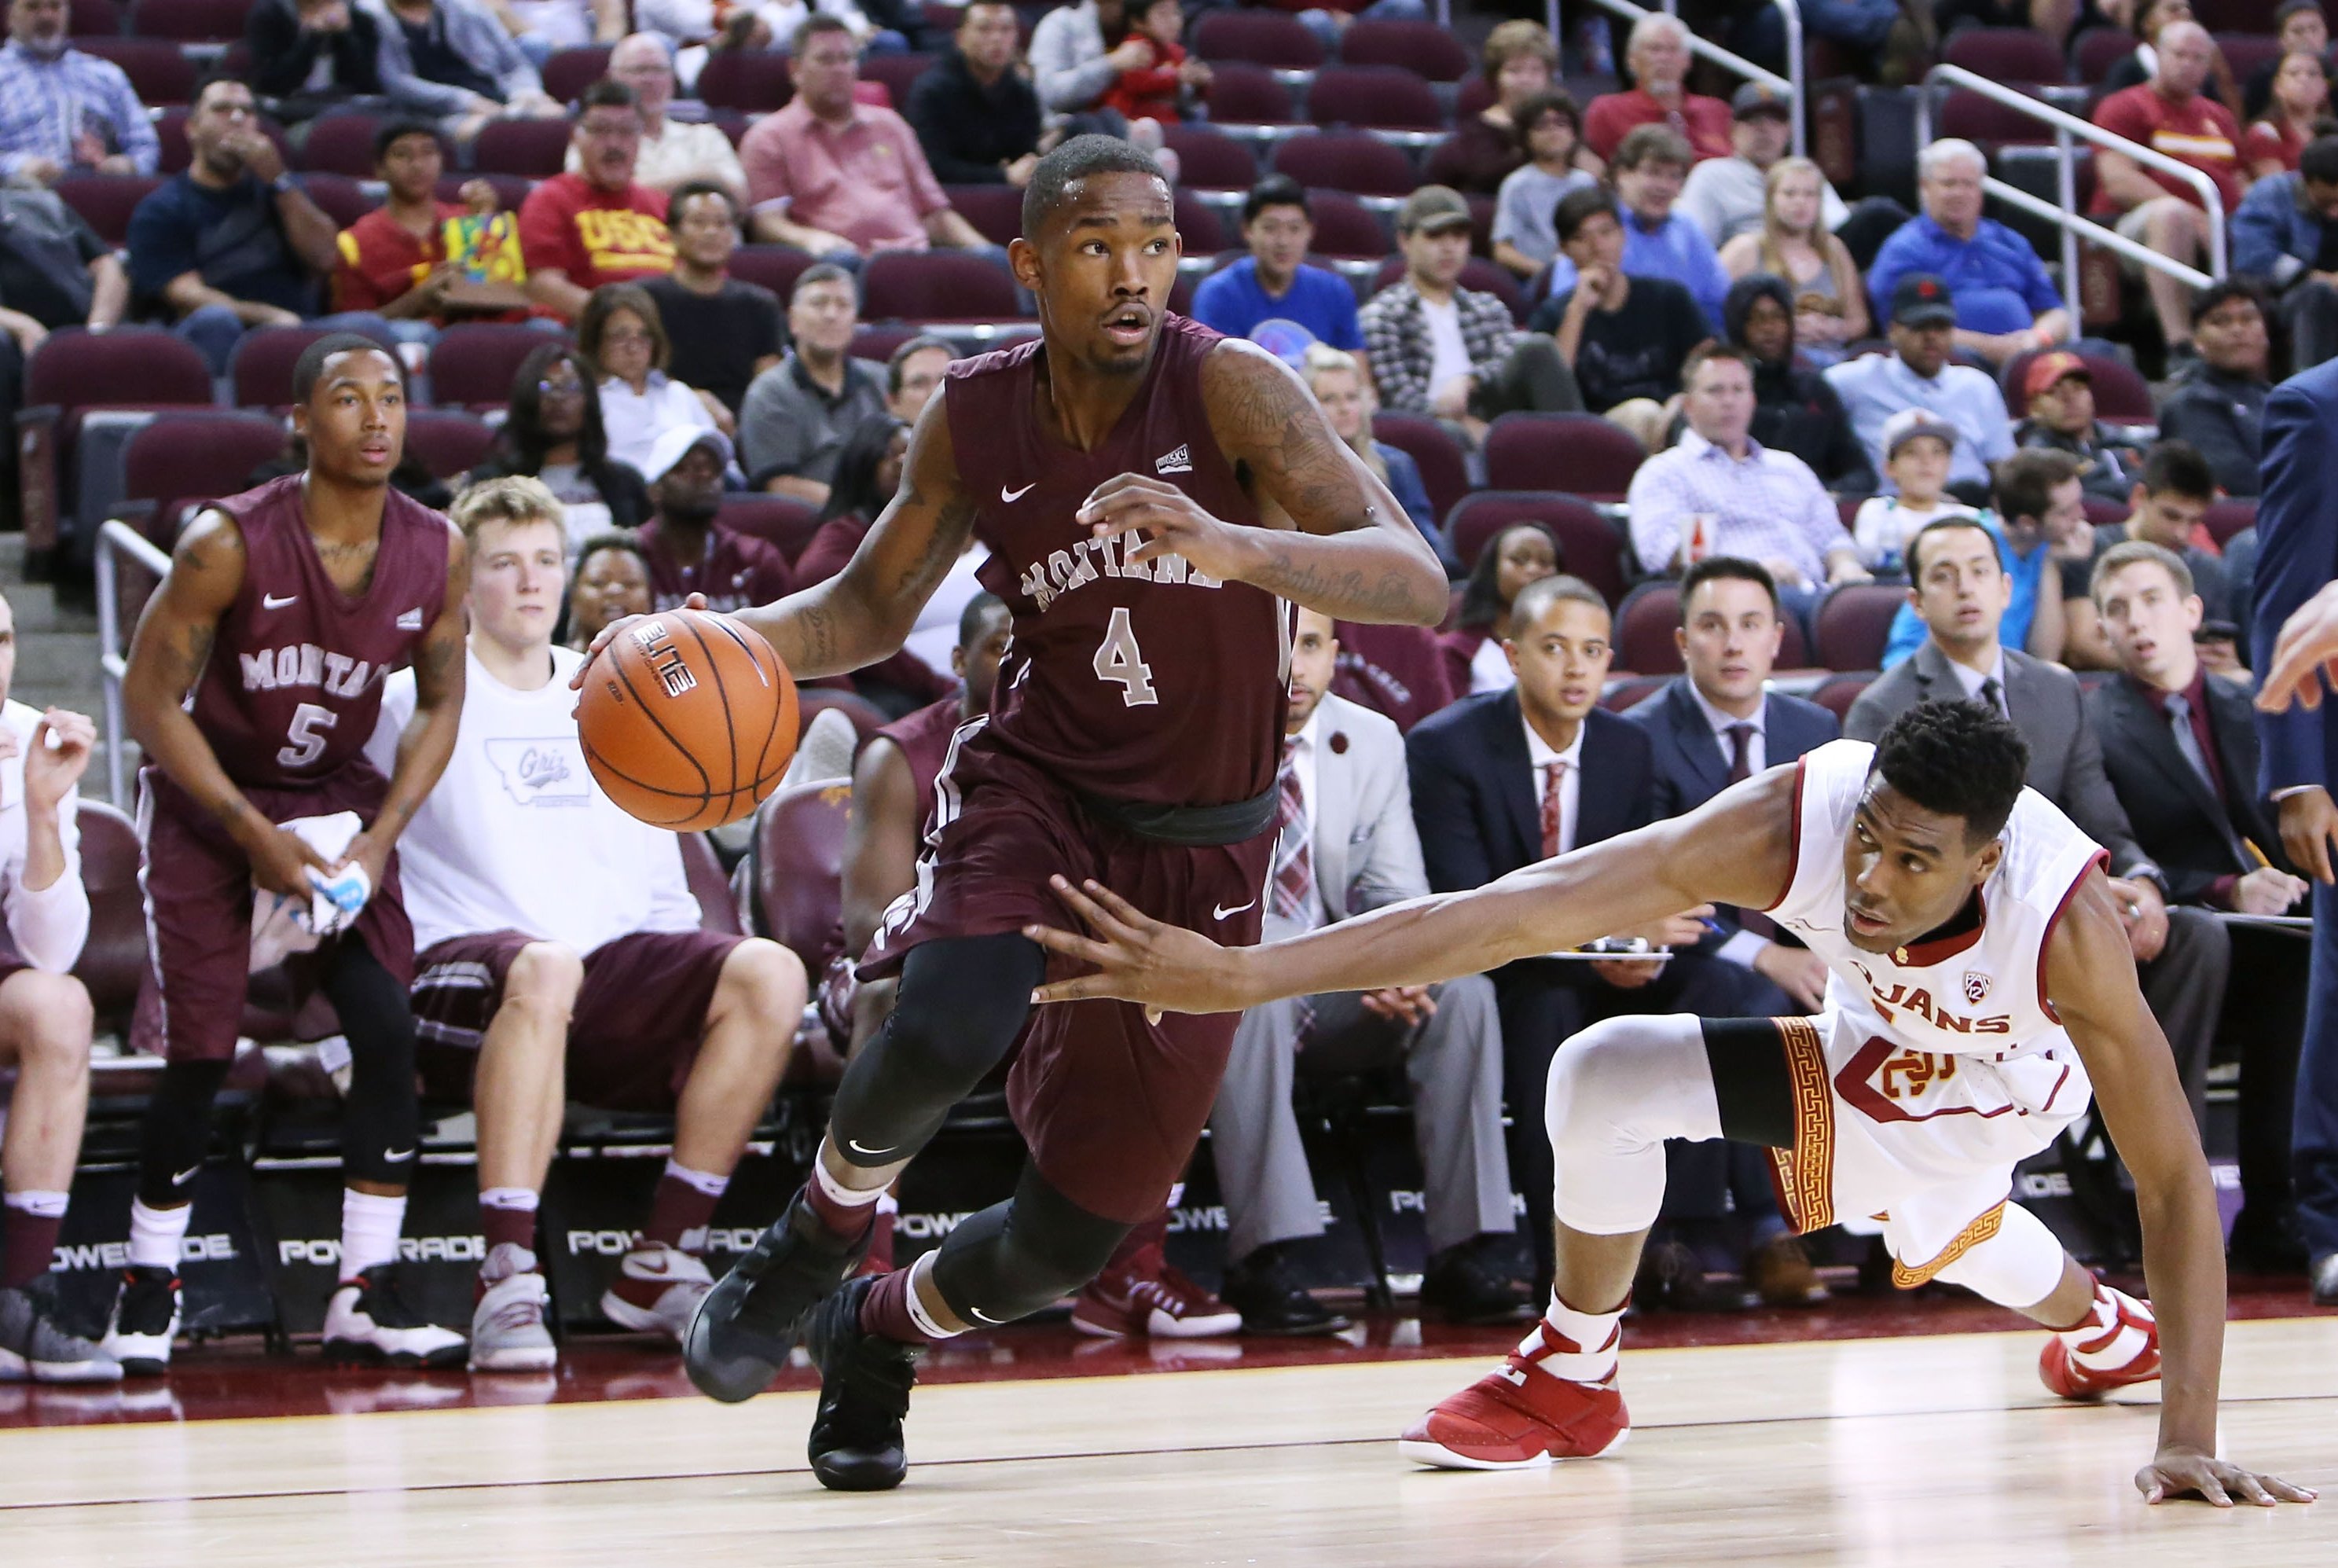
[112,334,472,1370]
[578,135,1449,1489]
[1030,701,2315,1509]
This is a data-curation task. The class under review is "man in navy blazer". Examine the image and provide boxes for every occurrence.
[1624,556,1838,1307]
[2252,354,2338,1305]
[1408,575,1757,1284]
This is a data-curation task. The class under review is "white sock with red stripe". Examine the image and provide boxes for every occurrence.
[1520,1291,1623,1384]
[2057,1282,2153,1371]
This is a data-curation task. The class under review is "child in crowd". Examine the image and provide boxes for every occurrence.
[1853,409,1982,573]
[1100,0,1209,126]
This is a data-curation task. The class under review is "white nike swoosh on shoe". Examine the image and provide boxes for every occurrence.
[968,1306,1004,1324]
[846,1139,895,1156]
[1000,483,1036,503]
[1213,898,1256,920]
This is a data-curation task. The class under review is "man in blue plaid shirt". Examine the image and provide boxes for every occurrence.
[0,0,159,185]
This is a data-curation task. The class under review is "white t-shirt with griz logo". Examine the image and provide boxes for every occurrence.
[365,643,703,956]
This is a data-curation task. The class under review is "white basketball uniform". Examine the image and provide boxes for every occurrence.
[1760,740,2109,1287]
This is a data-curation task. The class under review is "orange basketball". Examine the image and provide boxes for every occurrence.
[578,609,798,831]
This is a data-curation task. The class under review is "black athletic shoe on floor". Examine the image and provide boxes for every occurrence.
[684,1188,870,1405]
[1219,1243,1351,1336]
[806,1276,916,1493]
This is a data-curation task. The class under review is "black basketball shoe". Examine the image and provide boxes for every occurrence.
[806,1276,917,1493]
[683,1188,870,1404]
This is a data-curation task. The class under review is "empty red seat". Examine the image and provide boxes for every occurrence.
[56,174,159,246]
[697,49,795,113]
[1173,188,1226,252]
[296,112,384,178]
[1601,673,1668,713]
[1273,132,1419,197]
[1162,123,1257,192]
[849,323,919,362]
[429,323,565,409]
[1615,581,1685,673]
[860,52,936,110]
[127,0,247,41]
[1306,67,1445,132]
[76,38,195,105]
[1937,88,2055,149]
[945,183,1023,247]
[1809,671,1873,722]
[18,326,218,566]
[863,250,1022,323]
[472,118,574,178]
[1811,583,1909,671]
[729,244,820,300]
[719,494,824,564]
[1445,491,1628,608]
[301,172,378,230]
[1940,26,2068,84]
[69,0,119,36]
[541,46,613,103]
[749,779,852,971]
[1483,413,1646,501]
[120,409,289,514]
[1206,62,1301,124]
[1371,413,1468,525]
[72,800,146,1032]
[1297,188,1387,258]
[1338,19,1471,81]
[404,409,497,479]
[2204,497,2257,549]
[1194,9,1324,68]
[2072,26,2132,83]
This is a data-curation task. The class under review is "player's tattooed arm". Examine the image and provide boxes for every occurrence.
[1030,766,1797,1014]
[365,523,471,850]
[2048,878,2312,1507]
[736,387,975,678]
[121,509,273,841]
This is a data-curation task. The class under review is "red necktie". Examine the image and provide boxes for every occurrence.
[1540,760,1566,861]
[1727,722,1755,784]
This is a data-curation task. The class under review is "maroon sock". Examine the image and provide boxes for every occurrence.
[479,1203,538,1258]
[1,1209,60,1290]
[643,1172,723,1252]
[858,1266,942,1346]
[804,1177,876,1245]
[1102,1210,1169,1278]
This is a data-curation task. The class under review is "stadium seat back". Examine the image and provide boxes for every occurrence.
[751,779,854,970]
[1273,131,1421,197]
[1446,490,1628,608]
[429,322,567,409]
[1811,583,1909,672]
[1194,9,1325,68]
[1482,412,1646,501]
[1338,20,1470,82]
[1306,66,1444,131]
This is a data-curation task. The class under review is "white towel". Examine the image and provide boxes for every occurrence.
[248,812,372,973]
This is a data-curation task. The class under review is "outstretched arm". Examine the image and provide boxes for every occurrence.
[1074,340,1449,628]
[578,387,976,687]
[1029,766,1800,1013]
[2046,874,2314,1507]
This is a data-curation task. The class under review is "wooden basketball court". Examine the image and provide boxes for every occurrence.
[2,1314,2329,1565]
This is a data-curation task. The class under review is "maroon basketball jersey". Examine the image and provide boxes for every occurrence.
[875,695,970,836]
[944,314,1288,809]
[189,474,451,791]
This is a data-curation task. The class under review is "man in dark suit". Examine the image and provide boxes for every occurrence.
[1847,514,2231,1208]
[2089,541,2311,1274]
[1408,575,1745,1284]
[1623,556,1838,1306]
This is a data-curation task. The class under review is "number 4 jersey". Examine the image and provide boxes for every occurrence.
[188,474,450,791]
[945,314,1291,811]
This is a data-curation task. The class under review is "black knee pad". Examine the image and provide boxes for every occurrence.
[137,1058,233,1208]
[930,1164,1131,1327]
[324,939,421,1187]
[829,934,1042,1170]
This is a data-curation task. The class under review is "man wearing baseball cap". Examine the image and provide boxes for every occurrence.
[1825,273,2014,497]
[633,425,792,614]
[2016,350,2147,504]
[1357,184,1581,441]
[1678,82,1852,247]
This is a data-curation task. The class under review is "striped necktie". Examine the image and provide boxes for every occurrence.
[1271,739,1316,927]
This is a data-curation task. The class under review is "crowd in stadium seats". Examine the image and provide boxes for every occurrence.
[4,0,2338,1381]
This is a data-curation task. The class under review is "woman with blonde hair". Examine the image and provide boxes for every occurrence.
[1301,343,1453,570]
[1717,156,1867,367]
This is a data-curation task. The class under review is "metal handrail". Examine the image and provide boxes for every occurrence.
[95,518,169,809]
[1548,0,1805,160]
[1916,63,2226,331]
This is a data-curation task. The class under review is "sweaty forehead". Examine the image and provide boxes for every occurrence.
[317,348,402,391]
[1048,173,1174,237]
[1858,778,1963,853]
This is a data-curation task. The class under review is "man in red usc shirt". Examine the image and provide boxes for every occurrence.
[332,121,527,327]
[2090,20,2241,359]
[517,79,674,322]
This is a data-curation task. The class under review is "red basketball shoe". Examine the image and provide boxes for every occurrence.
[2039,1289,2160,1399]
[1397,1320,1631,1470]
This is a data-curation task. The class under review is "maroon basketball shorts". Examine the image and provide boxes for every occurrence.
[410,927,744,1111]
[857,745,1272,1226]
[137,766,413,1065]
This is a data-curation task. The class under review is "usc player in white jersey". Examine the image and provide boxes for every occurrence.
[1030,700,2314,1509]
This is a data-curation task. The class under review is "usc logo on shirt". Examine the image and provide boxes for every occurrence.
[576,209,675,272]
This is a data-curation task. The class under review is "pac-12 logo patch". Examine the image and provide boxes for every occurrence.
[1962,971,1993,1005]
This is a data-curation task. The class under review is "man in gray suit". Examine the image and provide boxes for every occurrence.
[1209,608,1526,1333]
[1846,515,2230,1177]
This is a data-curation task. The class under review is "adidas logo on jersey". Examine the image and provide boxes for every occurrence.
[1154,444,1192,475]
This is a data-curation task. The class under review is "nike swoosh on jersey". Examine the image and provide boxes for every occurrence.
[1213,898,1257,920]
[1000,482,1036,503]
[262,593,298,610]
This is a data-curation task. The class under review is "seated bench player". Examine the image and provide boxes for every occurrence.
[372,477,808,1372]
